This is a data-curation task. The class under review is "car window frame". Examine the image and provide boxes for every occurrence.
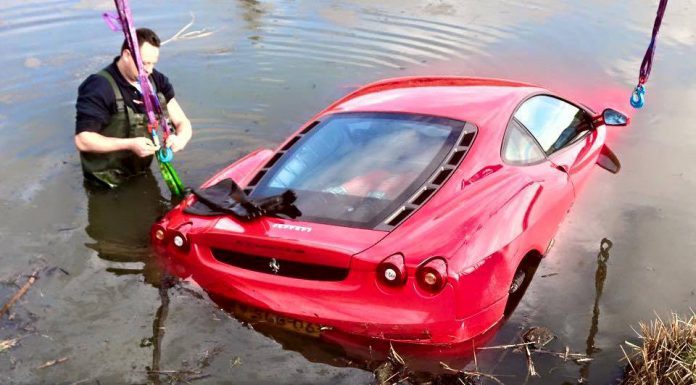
[507,93,594,159]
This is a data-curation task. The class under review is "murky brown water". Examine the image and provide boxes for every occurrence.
[1,0,695,383]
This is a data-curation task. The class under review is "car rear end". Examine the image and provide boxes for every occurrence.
[153,209,482,343]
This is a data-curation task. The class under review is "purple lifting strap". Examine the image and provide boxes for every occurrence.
[102,11,122,32]
[638,0,668,85]
[631,0,668,108]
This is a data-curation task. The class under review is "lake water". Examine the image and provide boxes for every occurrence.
[1,0,695,384]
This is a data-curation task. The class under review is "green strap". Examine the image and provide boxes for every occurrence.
[159,160,185,197]
[97,70,144,130]
[97,70,125,113]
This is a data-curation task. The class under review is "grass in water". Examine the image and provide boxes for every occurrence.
[620,312,696,385]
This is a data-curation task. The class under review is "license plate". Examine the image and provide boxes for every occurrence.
[231,303,322,338]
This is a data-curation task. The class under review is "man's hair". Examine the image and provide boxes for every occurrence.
[121,28,161,53]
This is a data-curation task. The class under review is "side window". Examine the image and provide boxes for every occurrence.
[502,120,546,165]
[514,95,592,155]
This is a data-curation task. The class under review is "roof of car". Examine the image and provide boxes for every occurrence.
[323,77,547,126]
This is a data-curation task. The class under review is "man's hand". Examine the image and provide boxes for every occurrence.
[129,137,160,157]
[166,133,189,153]
[166,98,192,153]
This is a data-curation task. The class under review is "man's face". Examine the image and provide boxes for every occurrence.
[122,42,160,81]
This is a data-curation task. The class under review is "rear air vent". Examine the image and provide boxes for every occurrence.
[265,152,283,168]
[377,122,478,230]
[245,121,320,190]
[386,207,415,227]
[460,132,475,147]
[432,167,454,185]
[280,136,300,151]
[447,150,466,165]
[211,248,348,281]
[300,120,319,134]
[411,187,436,206]
[248,169,266,186]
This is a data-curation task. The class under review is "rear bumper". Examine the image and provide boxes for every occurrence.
[156,241,505,344]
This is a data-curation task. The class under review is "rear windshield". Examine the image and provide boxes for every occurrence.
[251,112,464,228]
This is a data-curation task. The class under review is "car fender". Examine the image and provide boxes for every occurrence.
[201,148,275,188]
[448,168,549,319]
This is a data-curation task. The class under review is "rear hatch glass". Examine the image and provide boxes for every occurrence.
[250,112,465,229]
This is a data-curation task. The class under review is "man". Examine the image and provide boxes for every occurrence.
[75,28,191,188]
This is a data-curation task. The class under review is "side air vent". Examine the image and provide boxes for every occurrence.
[378,122,478,230]
[245,121,320,190]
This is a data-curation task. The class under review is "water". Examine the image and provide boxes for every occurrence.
[1,0,695,383]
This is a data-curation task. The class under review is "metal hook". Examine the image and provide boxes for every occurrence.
[630,85,645,109]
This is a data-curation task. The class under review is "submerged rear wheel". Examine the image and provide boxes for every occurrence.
[509,269,526,294]
[504,253,542,317]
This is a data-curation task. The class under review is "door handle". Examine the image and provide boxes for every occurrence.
[554,164,569,173]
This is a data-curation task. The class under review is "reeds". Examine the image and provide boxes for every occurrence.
[620,312,696,385]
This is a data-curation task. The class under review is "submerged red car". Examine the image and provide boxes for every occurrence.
[152,77,627,344]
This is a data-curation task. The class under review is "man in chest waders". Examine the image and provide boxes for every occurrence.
[74,28,192,188]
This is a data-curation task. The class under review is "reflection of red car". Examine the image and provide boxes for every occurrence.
[152,77,627,344]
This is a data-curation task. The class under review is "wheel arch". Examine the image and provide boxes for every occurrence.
[504,248,544,316]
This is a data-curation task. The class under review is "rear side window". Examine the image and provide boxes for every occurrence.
[502,120,546,165]
[514,95,592,155]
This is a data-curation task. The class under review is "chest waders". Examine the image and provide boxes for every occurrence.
[80,70,168,188]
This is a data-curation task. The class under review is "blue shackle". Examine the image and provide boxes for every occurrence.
[157,147,174,163]
[630,84,645,109]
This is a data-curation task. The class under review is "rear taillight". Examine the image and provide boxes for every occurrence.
[376,253,407,286]
[152,224,167,243]
[171,230,190,251]
[416,258,448,293]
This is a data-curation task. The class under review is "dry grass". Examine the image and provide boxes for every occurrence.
[620,312,696,385]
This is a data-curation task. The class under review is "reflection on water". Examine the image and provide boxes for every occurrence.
[208,293,497,374]
[85,174,175,383]
[147,275,174,385]
[1,0,696,383]
[84,173,167,286]
[578,238,612,382]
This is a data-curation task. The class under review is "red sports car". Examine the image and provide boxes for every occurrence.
[152,77,627,344]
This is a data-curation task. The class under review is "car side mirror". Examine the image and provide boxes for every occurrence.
[602,108,629,126]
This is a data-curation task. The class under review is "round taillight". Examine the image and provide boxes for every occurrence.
[416,258,448,293]
[376,254,406,286]
[423,271,438,285]
[171,230,189,251]
[152,225,167,243]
